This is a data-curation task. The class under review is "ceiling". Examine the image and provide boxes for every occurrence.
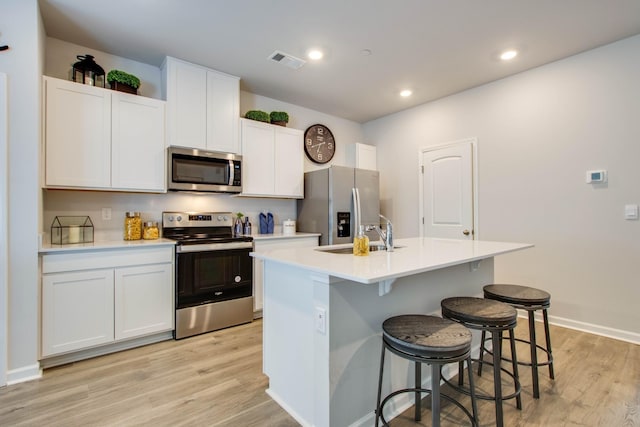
[39,0,640,123]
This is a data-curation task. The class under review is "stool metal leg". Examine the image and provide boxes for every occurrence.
[492,331,504,427]
[431,363,441,427]
[466,355,479,427]
[415,362,422,422]
[375,342,386,427]
[543,308,555,379]
[478,330,486,376]
[458,360,465,386]
[528,310,540,398]
[509,328,522,409]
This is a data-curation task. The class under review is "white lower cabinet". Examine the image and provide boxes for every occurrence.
[42,269,115,356]
[253,236,319,314]
[114,264,173,340]
[41,246,174,358]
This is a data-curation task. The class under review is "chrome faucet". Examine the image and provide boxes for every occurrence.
[366,214,394,252]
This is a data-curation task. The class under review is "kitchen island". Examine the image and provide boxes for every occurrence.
[252,237,532,427]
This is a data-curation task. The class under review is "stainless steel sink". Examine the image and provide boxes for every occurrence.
[316,245,403,254]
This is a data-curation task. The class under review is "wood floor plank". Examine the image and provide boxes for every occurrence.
[0,319,637,426]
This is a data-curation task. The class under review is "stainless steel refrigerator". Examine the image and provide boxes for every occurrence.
[297,166,380,246]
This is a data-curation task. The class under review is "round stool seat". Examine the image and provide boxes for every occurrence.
[483,284,550,307]
[441,297,517,328]
[383,315,472,358]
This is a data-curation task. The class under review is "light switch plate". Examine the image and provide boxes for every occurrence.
[102,207,112,220]
[315,307,326,334]
[624,204,639,220]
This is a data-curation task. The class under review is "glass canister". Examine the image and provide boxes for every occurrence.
[124,211,142,240]
[143,221,160,240]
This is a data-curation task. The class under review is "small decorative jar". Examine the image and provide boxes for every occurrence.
[124,212,142,240]
[142,221,160,240]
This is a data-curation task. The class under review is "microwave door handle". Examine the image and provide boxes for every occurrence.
[228,160,234,185]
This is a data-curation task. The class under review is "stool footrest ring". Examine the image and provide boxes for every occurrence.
[444,359,522,402]
[377,387,477,427]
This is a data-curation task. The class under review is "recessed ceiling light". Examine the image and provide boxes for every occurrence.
[307,49,323,60]
[360,49,372,56]
[400,89,412,97]
[500,50,518,61]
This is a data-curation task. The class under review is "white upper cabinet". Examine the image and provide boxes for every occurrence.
[240,118,304,198]
[45,77,111,188]
[44,76,166,192]
[163,57,240,153]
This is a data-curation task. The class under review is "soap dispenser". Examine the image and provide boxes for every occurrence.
[243,216,252,236]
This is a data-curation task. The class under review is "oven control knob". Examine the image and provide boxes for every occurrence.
[176,215,182,222]
[223,215,229,221]
[168,215,174,222]
[217,215,223,221]
[234,276,241,283]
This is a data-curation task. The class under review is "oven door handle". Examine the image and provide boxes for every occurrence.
[176,241,253,253]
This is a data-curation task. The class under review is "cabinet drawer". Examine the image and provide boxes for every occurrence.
[43,246,174,274]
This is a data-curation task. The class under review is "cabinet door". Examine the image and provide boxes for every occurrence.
[42,269,114,356]
[114,264,173,340]
[207,70,240,153]
[44,77,111,188]
[165,59,207,149]
[241,119,275,196]
[274,127,304,198]
[111,92,166,192]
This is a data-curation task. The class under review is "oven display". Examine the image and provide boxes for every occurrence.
[188,214,212,221]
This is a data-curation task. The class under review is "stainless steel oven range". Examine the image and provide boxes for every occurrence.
[162,211,253,339]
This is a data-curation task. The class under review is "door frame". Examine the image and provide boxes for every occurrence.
[418,137,479,239]
[0,72,7,387]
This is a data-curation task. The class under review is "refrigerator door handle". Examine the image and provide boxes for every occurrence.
[352,187,362,233]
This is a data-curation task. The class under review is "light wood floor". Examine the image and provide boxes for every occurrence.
[0,319,637,426]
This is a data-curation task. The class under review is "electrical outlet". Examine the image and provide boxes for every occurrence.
[315,307,326,334]
[102,207,112,220]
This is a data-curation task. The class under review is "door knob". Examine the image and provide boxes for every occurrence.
[463,229,470,236]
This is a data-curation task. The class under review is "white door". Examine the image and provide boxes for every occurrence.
[0,72,7,386]
[420,140,476,239]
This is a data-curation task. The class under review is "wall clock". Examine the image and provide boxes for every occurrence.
[304,124,335,164]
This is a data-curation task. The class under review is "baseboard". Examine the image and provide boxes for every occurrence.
[527,312,639,345]
[265,388,312,427]
[39,331,173,369]
[7,363,42,385]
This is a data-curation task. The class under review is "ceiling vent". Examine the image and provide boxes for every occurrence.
[268,50,306,70]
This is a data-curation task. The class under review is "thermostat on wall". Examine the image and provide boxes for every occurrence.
[585,170,607,183]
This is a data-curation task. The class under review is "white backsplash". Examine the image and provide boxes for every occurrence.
[43,190,297,242]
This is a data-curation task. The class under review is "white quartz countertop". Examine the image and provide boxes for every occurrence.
[252,237,533,284]
[39,238,177,254]
[252,232,320,241]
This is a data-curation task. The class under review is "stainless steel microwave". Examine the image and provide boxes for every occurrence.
[167,146,242,193]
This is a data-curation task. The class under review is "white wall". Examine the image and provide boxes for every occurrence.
[363,35,640,340]
[0,0,44,383]
[240,91,365,172]
[45,37,163,99]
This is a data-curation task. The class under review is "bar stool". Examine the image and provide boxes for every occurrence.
[375,315,478,427]
[441,297,521,427]
[481,284,554,398]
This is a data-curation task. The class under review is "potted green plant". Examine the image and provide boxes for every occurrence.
[107,69,141,95]
[270,111,289,126]
[244,110,270,123]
